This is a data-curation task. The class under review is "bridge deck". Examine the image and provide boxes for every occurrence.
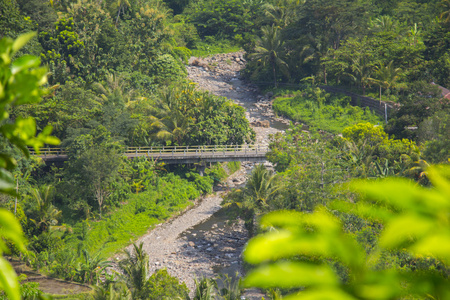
[30,145,269,164]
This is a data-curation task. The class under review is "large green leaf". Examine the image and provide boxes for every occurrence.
[0,256,20,300]
[260,209,341,232]
[283,288,357,300]
[330,200,394,222]
[243,261,339,288]
[0,210,25,252]
[379,214,435,249]
[244,210,364,268]
[354,271,403,300]
[410,233,450,264]
[0,169,14,194]
[12,32,36,53]
[11,55,40,75]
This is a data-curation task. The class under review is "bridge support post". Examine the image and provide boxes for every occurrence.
[197,163,206,176]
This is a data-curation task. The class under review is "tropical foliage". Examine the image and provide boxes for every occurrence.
[243,166,450,299]
[1,0,450,298]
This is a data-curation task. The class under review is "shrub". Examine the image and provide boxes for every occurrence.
[227,161,241,175]
[205,163,228,184]
[150,54,187,85]
[186,171,214,194]
[145,269,190,300]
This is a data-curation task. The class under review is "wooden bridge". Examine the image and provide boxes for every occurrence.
[30,144,270,164]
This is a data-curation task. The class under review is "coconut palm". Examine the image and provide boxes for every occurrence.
[369,15,398,33]
[117,243,149,299]
[300,34,330,84]
[149,112,190,145]
[148,88,192,145]
[349,54,373,96]
[263,0,305,28]
[92,282,132,300]
[28,185,61,232]
[250,24,289,87]
[77,249,112,285]
[369,61,403,103]
[92,73,135,107]
[108,0,132,26]
[245,164,281,210]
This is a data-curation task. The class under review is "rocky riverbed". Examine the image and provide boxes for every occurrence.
[115,52,288,299]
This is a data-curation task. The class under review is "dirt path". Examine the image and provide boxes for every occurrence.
[116,52,285,298]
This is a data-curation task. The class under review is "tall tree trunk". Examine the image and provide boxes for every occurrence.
[379,86,382,104]
[116,4,122,26]
[272,61,277,88]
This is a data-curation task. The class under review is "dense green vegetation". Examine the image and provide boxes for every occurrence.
[1,0,450,299]
[272,87,382,133]
[226,123,448,298]
[240,0,450,145]
[0,0,255,296]
[243,166,450,299]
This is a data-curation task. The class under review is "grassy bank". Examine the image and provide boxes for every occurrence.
[65,174,199,258]
[62,162,241,259]
[190,39,241,57]
[273,87,382,133]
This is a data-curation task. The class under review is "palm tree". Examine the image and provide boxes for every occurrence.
[369,61,402,104]
[29,185,61,232]
[78,249,112,285]
[149,112,190,145]
[301,34,330,84]
[440,0,450,25]
[92,282,132,300]
[250,24,289,87]
[108,0,132,26]
[263,0,305,28]
[350,55,373,96]
[92,73,135,107]
[117,243,149,299]
[148,88,192,145]
[245,164,281,210]
[193,277,218,300]
[369,15,398,33]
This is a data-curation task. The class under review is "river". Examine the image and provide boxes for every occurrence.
[117,51,287,299]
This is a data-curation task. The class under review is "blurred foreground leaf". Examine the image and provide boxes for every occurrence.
[243,166,450,299]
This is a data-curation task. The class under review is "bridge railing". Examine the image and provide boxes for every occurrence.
[28,144,270,158]
[28,147,66,157]
[125,144,269,157]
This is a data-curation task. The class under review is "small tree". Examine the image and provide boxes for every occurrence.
[81,145,121,219]
[118,243,149,299]
[65,125,123,218]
